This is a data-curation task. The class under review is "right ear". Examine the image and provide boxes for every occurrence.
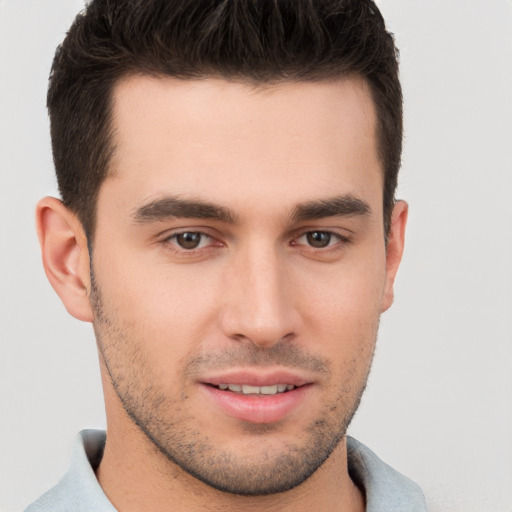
[36,197,94,322]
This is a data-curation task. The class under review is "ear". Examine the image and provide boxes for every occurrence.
[36,197,94,322]
[381,200,408,312]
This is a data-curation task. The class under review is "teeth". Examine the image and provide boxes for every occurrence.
[260,385,278,395]
[242,384,260,394]
[218,383,296,395]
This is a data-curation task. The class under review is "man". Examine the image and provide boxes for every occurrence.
[27,0,427,510]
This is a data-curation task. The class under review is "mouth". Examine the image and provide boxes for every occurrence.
[200,372,313,423]
[209,383,298,395]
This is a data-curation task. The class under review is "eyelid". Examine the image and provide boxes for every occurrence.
[292,221,356,235]
[292,226,352,240]
[158,225,220,241]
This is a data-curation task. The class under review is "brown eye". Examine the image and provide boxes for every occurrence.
[175,232,203,249]
[306,231,332,248]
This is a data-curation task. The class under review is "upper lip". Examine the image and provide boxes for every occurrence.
[201,369,312,387]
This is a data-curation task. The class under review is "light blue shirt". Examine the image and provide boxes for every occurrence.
[25,430,427,511]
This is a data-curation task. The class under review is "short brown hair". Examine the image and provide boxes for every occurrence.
[48,0,402,238]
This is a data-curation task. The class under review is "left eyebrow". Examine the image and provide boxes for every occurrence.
[292,195,371,222]
[132,196,238,224]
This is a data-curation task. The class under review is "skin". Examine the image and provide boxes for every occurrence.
[37,76,407,512]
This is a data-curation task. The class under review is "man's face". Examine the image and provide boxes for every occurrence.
[90,76,399,494]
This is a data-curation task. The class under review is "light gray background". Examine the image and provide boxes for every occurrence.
[1,1,511,511]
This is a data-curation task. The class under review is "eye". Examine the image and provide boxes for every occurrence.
[305,231,333,248]
[168,231,212,250]
[295,230,343,249]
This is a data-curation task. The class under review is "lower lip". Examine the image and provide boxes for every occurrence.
[201,384,311,424]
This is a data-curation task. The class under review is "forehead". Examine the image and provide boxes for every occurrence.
[105,75,381,215]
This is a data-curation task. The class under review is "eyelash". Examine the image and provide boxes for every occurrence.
[161,229,351,256]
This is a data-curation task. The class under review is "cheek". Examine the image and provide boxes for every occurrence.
[299,251,386,321]
[295,252,386,354]
[94,250,223,356]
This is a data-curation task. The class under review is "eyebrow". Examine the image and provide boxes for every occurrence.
[132,194,370,225]
[292,195,371,222]
[133,196,238,224]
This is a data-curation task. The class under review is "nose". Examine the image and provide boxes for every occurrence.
[219,244,301,348]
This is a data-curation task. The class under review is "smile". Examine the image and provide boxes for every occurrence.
[215,383,296,395]
[202,377,312,423]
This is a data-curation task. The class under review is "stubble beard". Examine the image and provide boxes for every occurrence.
[90,275,376,496]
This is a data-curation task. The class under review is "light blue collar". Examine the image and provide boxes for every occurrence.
[26,430,427,511]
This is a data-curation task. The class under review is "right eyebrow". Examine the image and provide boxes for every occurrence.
[132,196,238,224]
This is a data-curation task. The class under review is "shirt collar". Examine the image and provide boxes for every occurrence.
[346,436,427,512]
[27,430,427,511]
